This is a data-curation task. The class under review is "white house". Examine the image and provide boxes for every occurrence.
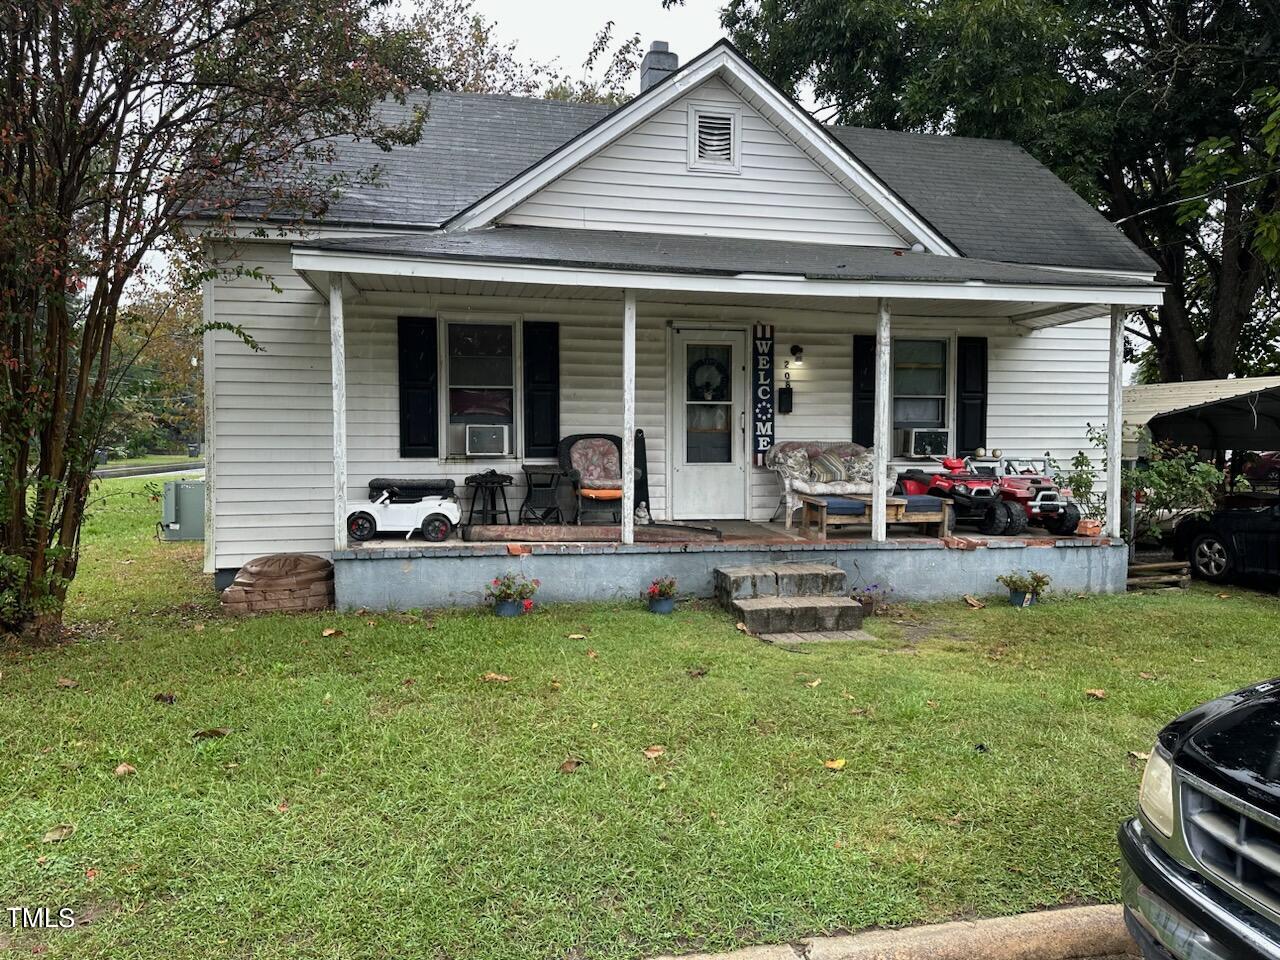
[198,40,1163,609]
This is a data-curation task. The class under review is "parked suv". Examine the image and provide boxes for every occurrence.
[1121,679,1280,959]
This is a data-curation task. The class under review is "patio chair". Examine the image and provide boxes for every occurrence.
[558,434,644,524]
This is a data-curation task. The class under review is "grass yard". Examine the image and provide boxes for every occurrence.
[97,453,201,470]
[3,476,1279,959]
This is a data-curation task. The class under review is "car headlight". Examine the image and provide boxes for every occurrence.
[1139,746,1175,837]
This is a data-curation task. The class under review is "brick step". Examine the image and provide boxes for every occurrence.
[714,562,847,603]
[731,596,863,635]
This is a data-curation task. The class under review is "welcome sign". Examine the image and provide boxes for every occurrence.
[752,324,775,466]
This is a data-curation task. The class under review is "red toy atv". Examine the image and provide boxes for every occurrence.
[898,455,1081,536]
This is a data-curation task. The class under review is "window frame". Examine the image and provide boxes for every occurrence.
[890,335,957,455]
[686,101,742,175]
[438,314,522,460]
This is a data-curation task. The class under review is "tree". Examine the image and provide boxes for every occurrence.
[712,0,1280,381]
[106,285,205,455]
[0,0,436,640]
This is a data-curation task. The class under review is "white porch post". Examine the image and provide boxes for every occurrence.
[1106,304,1125,540]
[872,298,892,542]
[329,274,348,551]
[622,290,637,545]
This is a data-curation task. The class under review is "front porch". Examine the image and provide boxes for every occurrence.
[332,522,1127,609]
[216,225,1167,608]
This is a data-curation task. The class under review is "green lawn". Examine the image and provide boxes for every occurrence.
[3,477,1278,958]
[97,453,200,469]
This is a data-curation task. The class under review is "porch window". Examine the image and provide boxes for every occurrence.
[892,339,947,429]
[446,322,514,456]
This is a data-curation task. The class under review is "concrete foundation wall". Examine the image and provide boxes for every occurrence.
[334,541,1128,610]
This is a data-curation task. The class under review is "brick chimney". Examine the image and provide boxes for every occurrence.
[640,41,679,93]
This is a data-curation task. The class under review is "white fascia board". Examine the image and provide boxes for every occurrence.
[444,45,957,257]
[291,248,1165,308]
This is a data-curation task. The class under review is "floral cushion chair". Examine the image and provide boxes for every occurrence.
[558,434,634,524]
[765,440,886,528]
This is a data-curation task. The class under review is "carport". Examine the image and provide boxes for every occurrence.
[1147,385,1280,453]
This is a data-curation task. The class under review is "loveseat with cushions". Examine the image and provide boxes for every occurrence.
[765,440,895,529]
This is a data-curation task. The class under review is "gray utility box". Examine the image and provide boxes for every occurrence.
[159,480,205,541]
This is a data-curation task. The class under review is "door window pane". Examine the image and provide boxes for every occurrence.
[686,404,732,463]
[687,345,732,402]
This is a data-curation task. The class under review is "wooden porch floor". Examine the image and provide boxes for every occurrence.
[350,519,1077,552]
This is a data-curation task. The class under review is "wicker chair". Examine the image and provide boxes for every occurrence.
[557,434,643,524]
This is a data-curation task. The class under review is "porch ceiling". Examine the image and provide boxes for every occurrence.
[293,227,1162,329]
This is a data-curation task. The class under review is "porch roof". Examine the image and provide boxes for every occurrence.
[293,226,1163,314]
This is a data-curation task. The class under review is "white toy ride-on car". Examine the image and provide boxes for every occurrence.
[346,478,461,543]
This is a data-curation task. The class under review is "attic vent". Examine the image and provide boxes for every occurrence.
[697,114,733,163]
[688,103,741,174]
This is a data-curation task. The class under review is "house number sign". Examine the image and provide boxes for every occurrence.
[752,323,775,466]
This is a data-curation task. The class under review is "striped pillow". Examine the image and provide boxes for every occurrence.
[809,451,847,484]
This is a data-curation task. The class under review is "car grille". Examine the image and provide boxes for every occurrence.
[1182,777,1280,918]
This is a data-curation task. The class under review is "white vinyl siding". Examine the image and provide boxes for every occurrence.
[207,242,1114,568]
[503,77,909,248]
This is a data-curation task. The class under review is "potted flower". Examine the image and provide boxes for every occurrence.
[485,572,540,617]
[646,576,677,614]
[996,570,1051,608]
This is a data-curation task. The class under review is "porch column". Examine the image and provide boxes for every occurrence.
[622,290,637,545]
[329,274,348,551]
[871,298,892,542]
[1106,304,1125,540]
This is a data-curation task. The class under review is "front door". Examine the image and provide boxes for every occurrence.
[672,328,747,520]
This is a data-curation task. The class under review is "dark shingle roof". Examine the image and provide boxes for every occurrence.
[259,89,1154,276]
[297,226,1155,289]
[300,92,610,229]
[829,126,1155,273]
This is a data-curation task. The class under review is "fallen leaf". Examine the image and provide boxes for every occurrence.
[823,758,847,771]
[805,678,822,688]
[85,868,98,880]
[1217,593,1231,599]
[113,763,136,778]
[558,757,586,774]
[926,699,939,709]
[481,672,512,683]
[566,633,588,640]
[366,620,378,628]
[322,627,343,638]
[56,677,78,689]
[1085,689,1108,701]
[962,594,986,609]
[549,678,562,691]
[1192,657,1206,664]
[642,744,666,760]
[193,623,205,632]
[586,649,599,660]
[42,824,75,843]
[192,727,230,740]
[735,622,750,633]
[153,691,176,704]
[276,800,289,812]
[1139,671,1157,681]
[849,706,875,718]
[687,666,709,679]
[1129,750,1150,763]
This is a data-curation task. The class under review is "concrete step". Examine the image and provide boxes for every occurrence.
[731,595,863,635]
[714,562,847,603]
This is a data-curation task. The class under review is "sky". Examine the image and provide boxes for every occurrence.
[469,0,728,91]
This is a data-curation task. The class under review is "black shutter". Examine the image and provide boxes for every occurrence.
[852,334,876,446]
[398,317,438,458]
[955,336,988,456]
[523,321,559,458]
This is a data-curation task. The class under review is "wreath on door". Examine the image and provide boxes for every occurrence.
[688,356,730,402]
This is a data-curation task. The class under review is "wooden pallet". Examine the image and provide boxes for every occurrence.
[1127,560,1190,591]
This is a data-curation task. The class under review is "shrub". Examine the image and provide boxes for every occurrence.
[996,570,1052,596]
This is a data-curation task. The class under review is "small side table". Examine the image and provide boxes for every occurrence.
[519,465,566,524]
[465,470,513,526]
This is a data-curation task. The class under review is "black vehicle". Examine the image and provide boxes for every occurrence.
[1174,495,1280,582]
[1121,679,1280,959]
